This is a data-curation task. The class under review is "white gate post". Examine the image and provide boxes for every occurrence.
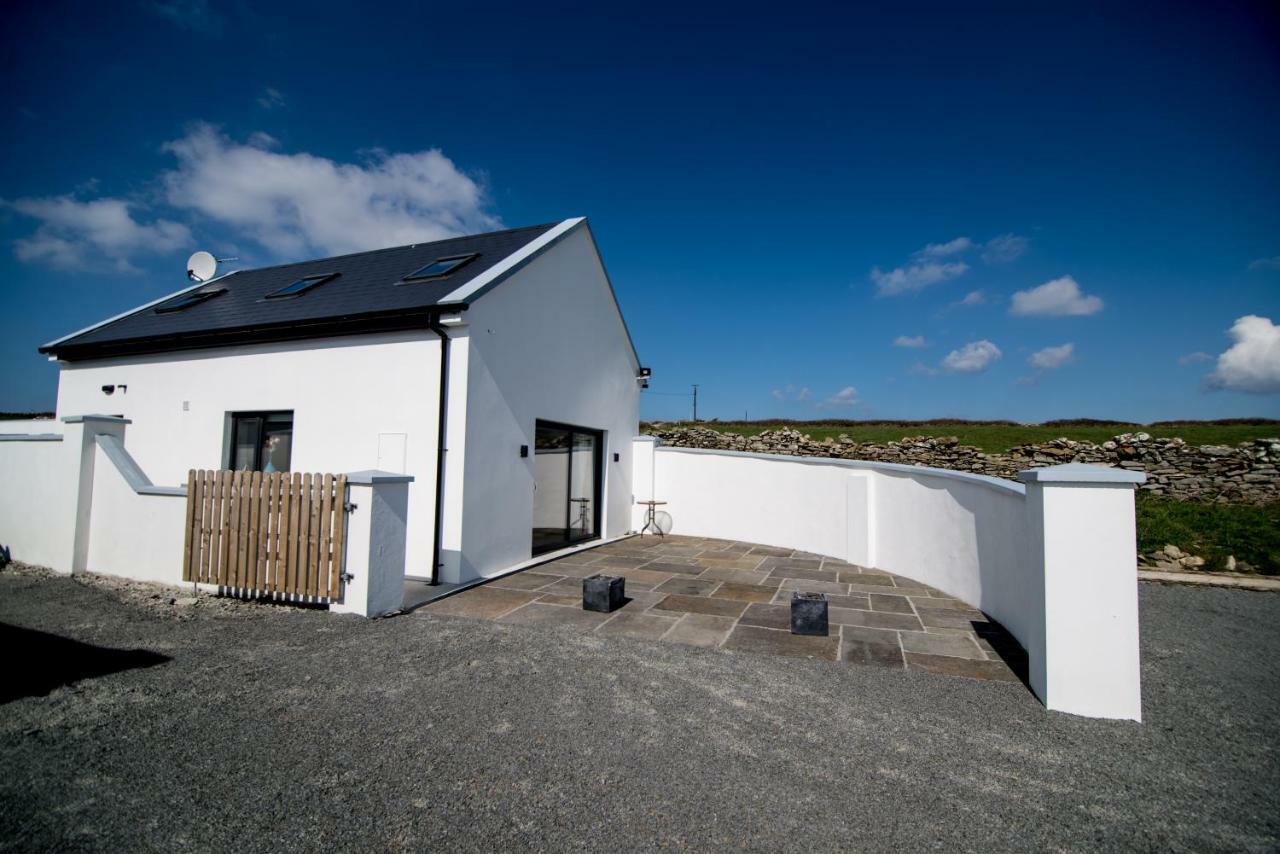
[1018,463,1146,721]
[58,415,130,575]
[330,470,414,617]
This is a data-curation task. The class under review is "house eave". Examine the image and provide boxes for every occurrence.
[40,304,468,362]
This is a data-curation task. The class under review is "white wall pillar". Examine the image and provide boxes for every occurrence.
[438,324,469,584]
[631,435,657,531]
[330,470,414,617]
[57,415,131,574]
[1018,463,1146,721]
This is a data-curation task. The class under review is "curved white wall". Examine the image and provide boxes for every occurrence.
[650,446,1035,642]
[642,444,1144,721]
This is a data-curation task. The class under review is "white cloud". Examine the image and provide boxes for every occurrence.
[982,233,1028,264]
[871,261,968,296]
[4,195,191,272]
[771,384,811,402]
[941,340,1002,373]
[1010,276,1103,317]
[914,237,972,258]
[1249,256,1280,272]
[257,88,286,110]
[1029,342,1075,369]
[1178,351,1212,366]
[817,386,860,409]
[893,335,928,348]
[939,289,986,314]
[160,124,500,258]
[1207,315,1280,394]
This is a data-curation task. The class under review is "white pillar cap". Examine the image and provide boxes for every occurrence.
[1016,462,1146,485]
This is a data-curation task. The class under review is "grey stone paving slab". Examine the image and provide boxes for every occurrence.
[498,602,614,631]
[652,594,748,619]
[654,577,721,597]
[663,613,736,647]
[596,612,678,641]
[900,631,985,660]
[738,602,791,631]
[840,637,905,669]
[723,624,840,661]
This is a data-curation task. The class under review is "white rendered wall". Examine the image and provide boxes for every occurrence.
[631,436,658,531]
[53,332,440,577]
[650,447,1030,634]
[87,442,187,583]
[647,445,1144,721]
[0,419,61,435]
[0,438,72,569]
[453,225,641,581]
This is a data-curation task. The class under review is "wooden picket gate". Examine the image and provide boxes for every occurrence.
[182,470,349,600]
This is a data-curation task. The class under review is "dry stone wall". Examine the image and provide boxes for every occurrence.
[644,425,1280,505]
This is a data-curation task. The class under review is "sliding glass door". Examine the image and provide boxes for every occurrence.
[532,421,602,555]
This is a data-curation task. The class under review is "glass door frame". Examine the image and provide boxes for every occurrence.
[531,419,604,556]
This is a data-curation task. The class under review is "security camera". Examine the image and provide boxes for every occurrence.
[101,385,115,395]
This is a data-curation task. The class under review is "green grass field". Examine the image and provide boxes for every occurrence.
[643,420,1280,453]
[1136,495,1279,575]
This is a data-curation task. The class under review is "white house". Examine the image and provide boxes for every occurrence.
[23,217,644,587]
[1,214,1149,721]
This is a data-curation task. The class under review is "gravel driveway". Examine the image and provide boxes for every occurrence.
[1,567,1277,851]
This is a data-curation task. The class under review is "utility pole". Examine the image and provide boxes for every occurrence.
[691,384,699,422]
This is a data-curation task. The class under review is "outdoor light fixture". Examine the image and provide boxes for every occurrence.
[101,385,115,395]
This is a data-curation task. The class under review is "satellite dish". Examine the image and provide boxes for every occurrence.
[187,251,218,283]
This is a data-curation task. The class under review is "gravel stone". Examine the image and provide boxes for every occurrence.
[1,566,1277,851]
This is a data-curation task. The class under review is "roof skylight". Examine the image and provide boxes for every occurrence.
[402,254,478,282]
[154,286,227,314]
[265,273,339,299]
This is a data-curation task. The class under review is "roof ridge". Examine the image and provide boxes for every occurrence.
[225,220,564,275]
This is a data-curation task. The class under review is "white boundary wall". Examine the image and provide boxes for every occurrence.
[0,434,74,569]
[0,416,410,617]
[637,442,1145,721]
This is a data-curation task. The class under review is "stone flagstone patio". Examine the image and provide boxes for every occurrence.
[414,535,1027,682]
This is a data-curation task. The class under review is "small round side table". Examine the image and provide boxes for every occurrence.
[637,500,667,537]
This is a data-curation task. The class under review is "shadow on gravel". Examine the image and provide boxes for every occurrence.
[1,623,169,703]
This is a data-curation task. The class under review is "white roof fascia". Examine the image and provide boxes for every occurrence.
[436,217,586,306]
[40,270,240,351]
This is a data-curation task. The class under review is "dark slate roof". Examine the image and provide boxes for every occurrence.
[43,221,561,361]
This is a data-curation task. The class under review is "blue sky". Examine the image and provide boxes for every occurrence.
[2,0,1277,421]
